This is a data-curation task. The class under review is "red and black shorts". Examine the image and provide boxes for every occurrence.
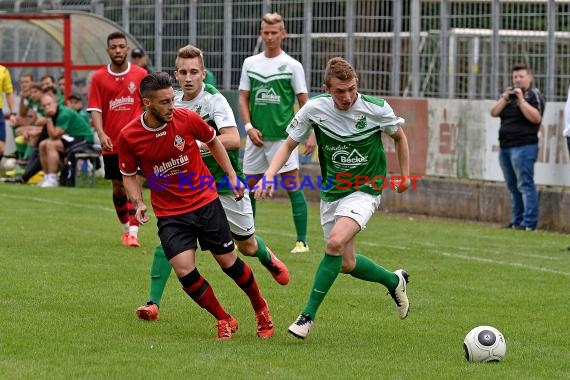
[157,198,235,260]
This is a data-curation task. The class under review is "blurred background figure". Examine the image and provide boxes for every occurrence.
[130,48,152,73]
[67,92,90,125]
[0,64,17,158]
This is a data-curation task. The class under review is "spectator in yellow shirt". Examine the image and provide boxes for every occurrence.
[0,65,17,157]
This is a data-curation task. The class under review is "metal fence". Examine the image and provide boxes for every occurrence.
[2,0,570,101]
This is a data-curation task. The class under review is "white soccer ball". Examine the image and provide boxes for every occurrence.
[463,326,506,363]
[3,157,17,170]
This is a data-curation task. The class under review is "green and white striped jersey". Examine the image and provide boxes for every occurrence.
[239,51,307,141]
[287,93,405,201]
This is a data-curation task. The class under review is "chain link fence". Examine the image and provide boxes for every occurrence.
[2,0,570,101]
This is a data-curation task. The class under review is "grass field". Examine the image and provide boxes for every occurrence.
[1,183,569,379]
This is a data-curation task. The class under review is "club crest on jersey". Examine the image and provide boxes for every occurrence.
[128,81,137,94]
[174,135,185,151]
[355,115,367,130]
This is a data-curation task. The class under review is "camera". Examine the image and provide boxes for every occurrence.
[508,86,520,100]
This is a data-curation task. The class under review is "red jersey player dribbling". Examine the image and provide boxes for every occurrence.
[118,72,275,340]
[87,32,147,247]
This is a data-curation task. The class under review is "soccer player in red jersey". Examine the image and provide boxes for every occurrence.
[87,32,148,248]
[118,72,274,340]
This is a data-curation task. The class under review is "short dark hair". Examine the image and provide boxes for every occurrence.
[512,63,530,73]
[30,83,42,91]
[107,32,126,46]
[140,72,172,98]
[40,74,55,83]
[42,85,58,96]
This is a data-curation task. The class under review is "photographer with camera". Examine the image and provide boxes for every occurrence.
[490,63,545,231]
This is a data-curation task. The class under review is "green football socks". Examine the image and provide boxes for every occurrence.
[249,193,256,218]
[23,145,36,160]
[350,253,398,289]
[254,235,271,265]
[303,253,342,319]
[148,244,172,307]
[288,190,308,243]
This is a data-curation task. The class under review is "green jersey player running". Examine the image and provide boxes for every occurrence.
[135,45,289,324]
[254,57,411,339]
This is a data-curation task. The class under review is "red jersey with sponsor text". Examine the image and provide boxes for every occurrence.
[118,108,218,217]
[87,62,147,154]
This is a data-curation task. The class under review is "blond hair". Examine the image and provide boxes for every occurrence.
[261,12,284,30]
[324,57,357,87]
[175,44,205,70]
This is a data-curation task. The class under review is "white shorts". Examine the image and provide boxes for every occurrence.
[320,191,382,240]
[243,138,300,175]
[219,192,255,237]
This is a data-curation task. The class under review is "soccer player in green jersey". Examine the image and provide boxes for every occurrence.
[135,45,289,325]
[239,12,314,254]
[254,57,411,339]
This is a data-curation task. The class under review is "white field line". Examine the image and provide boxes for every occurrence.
[441,252,570,276]
[1,192,116,213]
[421,241,560,261]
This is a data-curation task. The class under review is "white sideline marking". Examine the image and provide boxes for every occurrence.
[424,241,560,260]
[0,192,115,212]
[516,253,560,261]
[442,252,570,276]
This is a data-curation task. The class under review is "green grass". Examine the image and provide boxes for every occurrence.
[1,183,569,379]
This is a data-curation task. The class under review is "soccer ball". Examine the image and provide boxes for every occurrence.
[463,326,506,363]
[3,157,17,170]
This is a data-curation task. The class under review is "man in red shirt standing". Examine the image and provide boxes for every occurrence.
[87,32,148,247]
[118,72,274,340]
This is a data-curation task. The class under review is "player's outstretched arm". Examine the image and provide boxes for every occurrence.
[206,137,245,200]
[390,128,411,193]
[216,126,240,150]
[253,136,299,199]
